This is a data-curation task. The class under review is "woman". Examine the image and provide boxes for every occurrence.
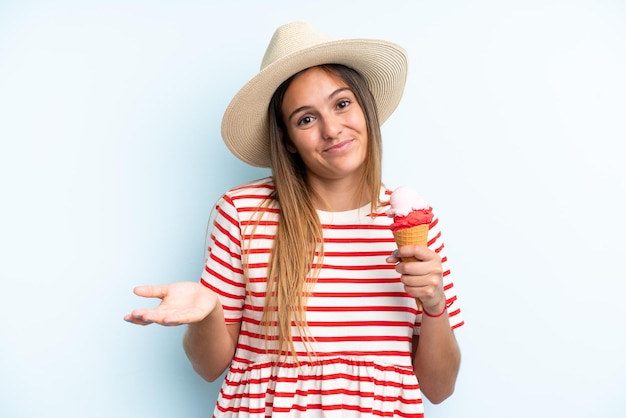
[125,21,464,417]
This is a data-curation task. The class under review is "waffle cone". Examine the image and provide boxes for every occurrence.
[392,224,429,262]
[392,223,429,309]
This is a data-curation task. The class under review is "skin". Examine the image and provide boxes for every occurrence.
[124,282,239,382]
[281,67,369,211]
[386,245,461,403]
[124,66,461,402]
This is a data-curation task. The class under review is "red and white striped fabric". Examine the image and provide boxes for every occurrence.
[201,177,464,417]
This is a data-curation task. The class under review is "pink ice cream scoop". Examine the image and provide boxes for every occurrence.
[387,186,433,308]
[387,186,433,234]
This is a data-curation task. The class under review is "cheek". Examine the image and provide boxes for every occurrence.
[287,130,317,154]
[352,111,368,131]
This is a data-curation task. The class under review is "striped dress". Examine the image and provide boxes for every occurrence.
[201,177,464,417]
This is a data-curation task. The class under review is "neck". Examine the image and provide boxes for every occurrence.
[308,176,370,212]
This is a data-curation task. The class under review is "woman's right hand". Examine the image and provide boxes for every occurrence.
[123,281,218,326]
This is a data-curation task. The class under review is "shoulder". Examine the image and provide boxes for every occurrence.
[213,177,279,227]
[219,176,276,207]
[224,176,275,198]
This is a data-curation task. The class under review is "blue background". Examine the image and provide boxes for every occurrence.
[1,1,625,417]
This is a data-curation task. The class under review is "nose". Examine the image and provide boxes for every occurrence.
[321,114,343,140]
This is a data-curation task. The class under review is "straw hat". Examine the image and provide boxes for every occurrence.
[221,21,408,168]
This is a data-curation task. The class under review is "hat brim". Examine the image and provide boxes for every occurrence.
[221,38,408,168]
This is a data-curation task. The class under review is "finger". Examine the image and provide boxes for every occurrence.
[400,273,426,289]
[385,249,400,264]
[125,309,180,326]
[400,270,444,302]
[402,284,426,300]
[123,312,154,326]
[403,281,437,299]
[399,261,443,278]
[133,284,169,299]
[396,245,434,261]
[151,307,211,326]
[141,312,185,327]
[126,308,155,321]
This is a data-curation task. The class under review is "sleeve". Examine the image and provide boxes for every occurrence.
[414,207,464,334]
[200,193,246,324]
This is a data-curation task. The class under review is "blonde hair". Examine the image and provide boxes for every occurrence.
[258,64,385,361]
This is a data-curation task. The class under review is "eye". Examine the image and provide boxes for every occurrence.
[297,115,314,126]
[337,99,351,109]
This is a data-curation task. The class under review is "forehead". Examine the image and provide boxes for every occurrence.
[296,66,348,87]
[283,67,349,104]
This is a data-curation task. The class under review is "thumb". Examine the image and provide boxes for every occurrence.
[133,284,169,299]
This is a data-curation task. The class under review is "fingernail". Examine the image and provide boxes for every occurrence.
[386,250,398,262]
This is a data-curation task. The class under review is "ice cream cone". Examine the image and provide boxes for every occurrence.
[392,224,429,262]
[393,224,429,309]
[387,186,434,311]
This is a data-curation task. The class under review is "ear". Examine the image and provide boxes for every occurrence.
[280,128,297,154]
[286,142,297,154]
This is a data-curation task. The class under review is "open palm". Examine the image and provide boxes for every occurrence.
[124,281,218,326]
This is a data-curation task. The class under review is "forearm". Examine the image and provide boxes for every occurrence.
[412,305,461,404]
[183,302,237,382]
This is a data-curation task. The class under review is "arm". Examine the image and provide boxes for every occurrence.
[124,282,240,382]
[389,245,461,403]
[183,305,240,382]
[411,304,461,403]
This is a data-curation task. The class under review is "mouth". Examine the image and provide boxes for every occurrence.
[323,139,353,154]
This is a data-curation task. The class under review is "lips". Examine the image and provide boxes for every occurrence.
[323,139,353,154]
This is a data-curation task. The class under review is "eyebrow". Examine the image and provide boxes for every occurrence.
[286,87,352,123]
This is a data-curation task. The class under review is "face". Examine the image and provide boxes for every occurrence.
[280,66,368,185]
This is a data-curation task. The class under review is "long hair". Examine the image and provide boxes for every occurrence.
[261,64,384,361]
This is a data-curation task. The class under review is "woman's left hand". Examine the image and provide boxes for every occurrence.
[386,245,445,312]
